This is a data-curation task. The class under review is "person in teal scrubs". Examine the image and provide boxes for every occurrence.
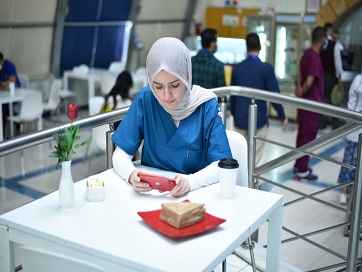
[112,37,232,197]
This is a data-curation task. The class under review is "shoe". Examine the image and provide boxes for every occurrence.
[293,167,313,174]
[294,170,318,182]
[339,193,347,205]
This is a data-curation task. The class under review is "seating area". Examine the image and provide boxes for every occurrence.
[6,92,43,137]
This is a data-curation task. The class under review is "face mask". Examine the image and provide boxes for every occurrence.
[322,39,328,51]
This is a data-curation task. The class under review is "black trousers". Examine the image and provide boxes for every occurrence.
[319,74,341,129]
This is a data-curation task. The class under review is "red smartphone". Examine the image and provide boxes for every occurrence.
[138,173,177,191]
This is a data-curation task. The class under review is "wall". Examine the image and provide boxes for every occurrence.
[0,0,58,78]
[128,0,189,70]
[193,0,307,30]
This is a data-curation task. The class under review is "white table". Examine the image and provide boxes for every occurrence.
[0,88,42,141]
[0,167,283,272]
[63,68,147,106]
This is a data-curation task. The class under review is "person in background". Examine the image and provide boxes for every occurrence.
[230,33,288,165]
[191,28,226,88]
[0,52,20,88]
[333,29,343,47]
[111,37,232,197]
[101,70,133,112]
[337,74,362,205]
[294,26,326,182]
[319,23,344,129]
[0,51,21,138]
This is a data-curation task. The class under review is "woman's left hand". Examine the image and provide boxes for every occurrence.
[170,175,190,197]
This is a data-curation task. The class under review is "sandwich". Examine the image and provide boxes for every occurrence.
[160,202,205,229]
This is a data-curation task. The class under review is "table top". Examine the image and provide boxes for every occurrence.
[64,68,146,84]
[0,167,283,272]
[63,68,118,79]
[0,88,40,104]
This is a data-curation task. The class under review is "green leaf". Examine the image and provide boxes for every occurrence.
[49,123,90,165]
[49,151,60,158]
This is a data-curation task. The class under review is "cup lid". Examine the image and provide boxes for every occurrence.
[218,158,239,169]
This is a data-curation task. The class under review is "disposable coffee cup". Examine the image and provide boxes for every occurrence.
[9,82,15,97]
[218,158,239,199]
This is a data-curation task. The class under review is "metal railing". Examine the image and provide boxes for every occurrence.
[1,86,362,271]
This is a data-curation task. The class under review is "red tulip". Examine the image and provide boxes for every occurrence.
[67,103,78,120]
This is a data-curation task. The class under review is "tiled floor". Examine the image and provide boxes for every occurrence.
[0,111,360,272]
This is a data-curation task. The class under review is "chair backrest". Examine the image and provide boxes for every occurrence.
[93,124,110,151]
[44,79,62,110]
[20,92,44,122]
[108,61,125,73]
[89,96,105,116]
[19,246,106,272]
[18,74,29,89]
[226,130,248,188]
[100,73,116,95]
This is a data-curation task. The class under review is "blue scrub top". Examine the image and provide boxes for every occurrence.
[112,86,232,174]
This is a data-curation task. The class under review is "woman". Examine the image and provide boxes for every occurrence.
[337,74,362,205]
[112,37,232,197]
[101,70,133,112]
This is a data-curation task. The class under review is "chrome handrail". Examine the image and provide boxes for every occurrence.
[0,107,129,157]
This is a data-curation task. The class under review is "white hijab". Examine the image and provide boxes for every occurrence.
[146,37,217,125]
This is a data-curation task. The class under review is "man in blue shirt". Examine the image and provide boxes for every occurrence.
[191,28,226,88]
[0,52,20,88]
[230,33,288,165]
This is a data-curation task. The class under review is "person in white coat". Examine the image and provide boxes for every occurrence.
[337,74,362,204]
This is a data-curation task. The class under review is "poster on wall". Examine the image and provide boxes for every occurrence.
[306,0,321,13]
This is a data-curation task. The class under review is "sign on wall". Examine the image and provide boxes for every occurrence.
[206,7,261,38]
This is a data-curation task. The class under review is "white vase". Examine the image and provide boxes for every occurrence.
[59,160,75,211]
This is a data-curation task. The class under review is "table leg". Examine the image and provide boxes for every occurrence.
[0,105,3,141]
[64,74,69,90]
[266,202,283,271]
[37,117,42,130]
[9,102,14,138]
[88,79,95,100]
[0,225,15,272]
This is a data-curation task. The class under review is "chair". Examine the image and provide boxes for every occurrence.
[85,97,106,165]
[100,73,116,95]
[60,88,77,113]
[43,79,62,115]
[19,246,106,272]
[88,96,105,116]
[226,130,248,187]
[7,92,43,136]
[18,74,29,89]
[225,130,256,271]
[87,124,110,168]
[108,61,125,74]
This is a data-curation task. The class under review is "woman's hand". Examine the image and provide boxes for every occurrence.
[128,170,152,193]
[170,175,190,197]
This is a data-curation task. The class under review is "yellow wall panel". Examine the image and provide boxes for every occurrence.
[319,2,337,24]
[345,0,361,7]
[329,0,347,16]
[206,7,260,39]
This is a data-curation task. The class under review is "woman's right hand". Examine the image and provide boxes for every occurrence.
[128,170,152,192]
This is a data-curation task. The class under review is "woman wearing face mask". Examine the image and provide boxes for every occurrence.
[111,37,232,197]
